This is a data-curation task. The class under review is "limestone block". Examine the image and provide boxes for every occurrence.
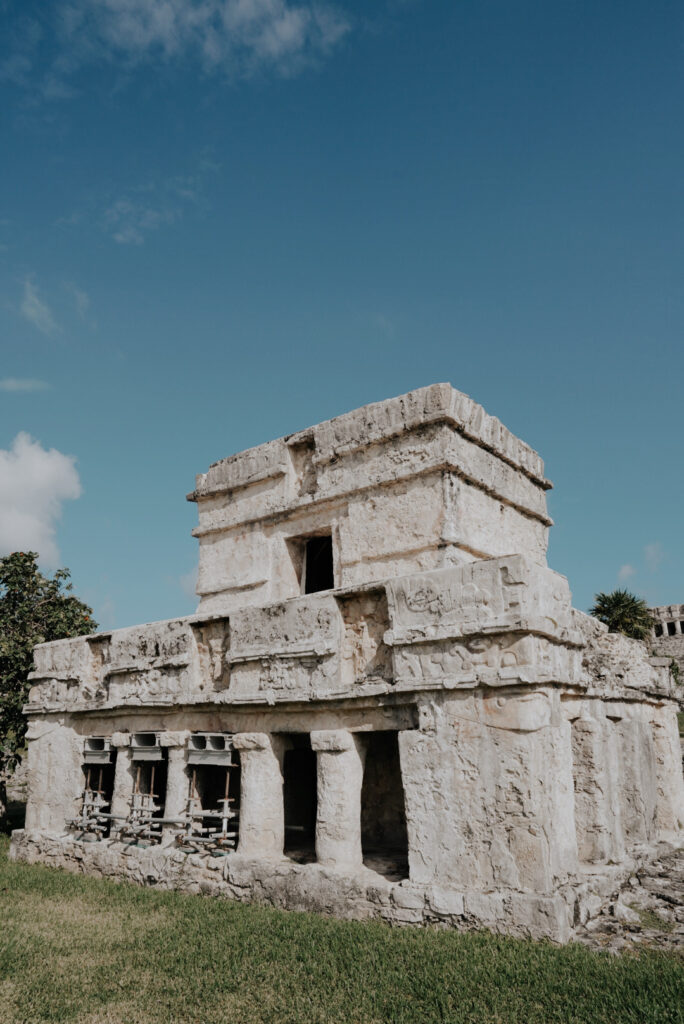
[338,476,444,569]
[571,709,625,864]
[310,730,365,869]
[386,555,577,645]
[428,887,465,917]
[649,704,684,839]
[232,733,285,858]
[399,696,576,894]
[615,711,658,845]
[393,634,582,691]
[196,529,272,608]
[229,595,341,701]
[110,746,135,821]
[24,721,82,833]
[163,744,190,834]
[338,591,392,687]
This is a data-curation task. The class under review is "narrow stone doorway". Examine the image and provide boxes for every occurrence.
[282,734,318,863]
[361,731,409,880]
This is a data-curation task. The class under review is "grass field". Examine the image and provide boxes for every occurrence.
[0,836,682,1024]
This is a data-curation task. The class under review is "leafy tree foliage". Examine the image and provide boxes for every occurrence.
[589,588,653,641]
[0,552,95,815]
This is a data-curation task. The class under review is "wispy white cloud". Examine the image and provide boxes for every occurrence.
[104,196,178,245]
[2,1,351,98]
[0,432,81,567]
[180,566,198,600]
[71,284,90,319]
[0,378,50,392]
[644,542,664,573]
[20,278,59,335]
[101,164,218,244]
[617,564,635,583]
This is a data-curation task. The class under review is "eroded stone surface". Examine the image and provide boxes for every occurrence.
[11,384,684,944]
[575,846,684,954]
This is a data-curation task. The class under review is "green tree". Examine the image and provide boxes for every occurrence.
[589,588,653,641]
[0,552,96,818]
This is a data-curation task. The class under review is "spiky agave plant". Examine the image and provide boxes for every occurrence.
[589,589,653,640]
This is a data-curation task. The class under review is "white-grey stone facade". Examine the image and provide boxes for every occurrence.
[650,604,684,678]
[10,384,684,942]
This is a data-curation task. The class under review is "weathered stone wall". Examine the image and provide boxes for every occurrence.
[189,385,552,617]
[11,385,684,943]
[650,603,684,678]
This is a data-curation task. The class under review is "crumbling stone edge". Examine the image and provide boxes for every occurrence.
[11,830,680,944]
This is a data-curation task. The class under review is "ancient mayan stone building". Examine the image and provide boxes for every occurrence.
[10,384,684,942]
[650,604,684,678]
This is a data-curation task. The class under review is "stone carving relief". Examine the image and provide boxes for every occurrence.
[106,666,190,705]
[338,590,392,685]
[191,618,231,692]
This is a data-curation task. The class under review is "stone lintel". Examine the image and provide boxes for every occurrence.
[159,731,190,748]
[310,729,356,752]
[231,732,271,751]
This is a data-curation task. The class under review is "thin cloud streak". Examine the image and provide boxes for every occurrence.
[20,279,59,335]
[101,163,219,244]
[0,378,50,392]
[644,542,664,573]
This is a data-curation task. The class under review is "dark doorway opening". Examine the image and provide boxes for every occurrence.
[304,535,334,594]
[133,757,168,822]
[80,758,116,838]
[361,731,409,880]
[282,734,318,862]
[187,754,241,850]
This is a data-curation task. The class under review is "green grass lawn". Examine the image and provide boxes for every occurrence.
[0,836,682,1024]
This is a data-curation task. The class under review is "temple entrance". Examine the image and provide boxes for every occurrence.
[361,731,409,880]
[282,734,317,863]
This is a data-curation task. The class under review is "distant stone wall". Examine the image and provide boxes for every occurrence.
[650,604,684,678]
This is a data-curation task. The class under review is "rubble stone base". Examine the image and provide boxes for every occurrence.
[10,828,576,943]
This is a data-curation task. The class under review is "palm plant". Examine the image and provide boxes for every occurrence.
[589,589,653,641]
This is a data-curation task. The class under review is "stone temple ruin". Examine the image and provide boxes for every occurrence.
[650,604,684,680]
[10,384,684,942]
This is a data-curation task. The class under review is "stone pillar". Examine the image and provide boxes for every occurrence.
[310,730,366,870]
[650,704,684,840]
[232,733,285,859]
[24,721,82,834]
[616,712,658,845]
[570,708,624,864]
[110,733,134,828]
[161,732,189,844]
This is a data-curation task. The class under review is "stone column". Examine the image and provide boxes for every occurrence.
[310,730,366,870]
[161,732,189,844]
[232,733,285,859]
[570,708,624,864]
[616,712,658,845]
[24,721,82,834]
[110,733,134,829]
[650,704,684,840]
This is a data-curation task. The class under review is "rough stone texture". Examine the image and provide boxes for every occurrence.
[575,845,684,955]
[650,603,684,679]
[11,384,684,944]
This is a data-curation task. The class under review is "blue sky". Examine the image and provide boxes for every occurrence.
[1,0,682,630]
